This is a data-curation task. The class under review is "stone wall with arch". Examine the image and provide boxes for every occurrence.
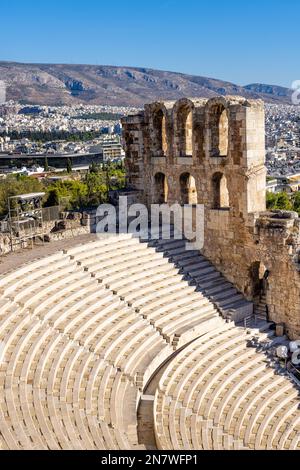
[122,96,300,339]
[179,172,198,205]
[173,98,194,157]
[153,172,168,204]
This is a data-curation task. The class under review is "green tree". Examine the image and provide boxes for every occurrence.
[89,162,102,174]
[292,191,300,214]
[66,158,72,174]
[85,170,107,206]
[44,188,60,207]
[266,191,278,210]
[44,180,88,210]
[275,192,293,210]
[0,175,44,216]
[266,191,293,211]
[44,157,49,172]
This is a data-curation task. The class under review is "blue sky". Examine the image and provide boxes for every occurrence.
[0,0,298,87]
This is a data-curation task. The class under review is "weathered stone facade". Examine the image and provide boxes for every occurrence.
[122,96,300,339]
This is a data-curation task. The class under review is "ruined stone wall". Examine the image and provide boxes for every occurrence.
[256,214,300,338]
[122,95,300,339]
[204,209,300,338]
[0,211,97,256]
[122,113,147,202]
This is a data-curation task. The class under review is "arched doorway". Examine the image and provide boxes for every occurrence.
[212,172,229,209]
[249,261,269,320]
[154,172,168,204]
[179,173,198,205]
[250,261,269,295]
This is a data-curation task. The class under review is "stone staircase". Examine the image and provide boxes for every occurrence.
[254,293,268,320]
[148,235,253,324]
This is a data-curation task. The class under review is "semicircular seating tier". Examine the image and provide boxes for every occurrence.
[154,323,300,450]
[0,234,223,450]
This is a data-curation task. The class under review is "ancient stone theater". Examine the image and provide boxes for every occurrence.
[0,96,299,450]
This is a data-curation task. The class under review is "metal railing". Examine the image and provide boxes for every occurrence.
[287,362,300,386]
[0,220,8,233]
[244,315,253,330]
[42,205,61,222]
[0,205,61,233]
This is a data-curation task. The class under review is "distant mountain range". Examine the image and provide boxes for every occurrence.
[0,61,293,107]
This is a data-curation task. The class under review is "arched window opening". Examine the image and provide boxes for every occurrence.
[154,172,168,204]
[177,106,193,157]
[210,105,229,157]
[212,172,229,209]
[153,110,167,157]
[185,110,193,156]
[180,173,198,205]
[162,115,167,155]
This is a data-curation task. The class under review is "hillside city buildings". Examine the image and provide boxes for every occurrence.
[0,102,139,173]
[0,100,300,188]
[265,104,300,191]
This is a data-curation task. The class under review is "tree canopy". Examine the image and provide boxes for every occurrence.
[266,191,297,213]
[0,162,126,216]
